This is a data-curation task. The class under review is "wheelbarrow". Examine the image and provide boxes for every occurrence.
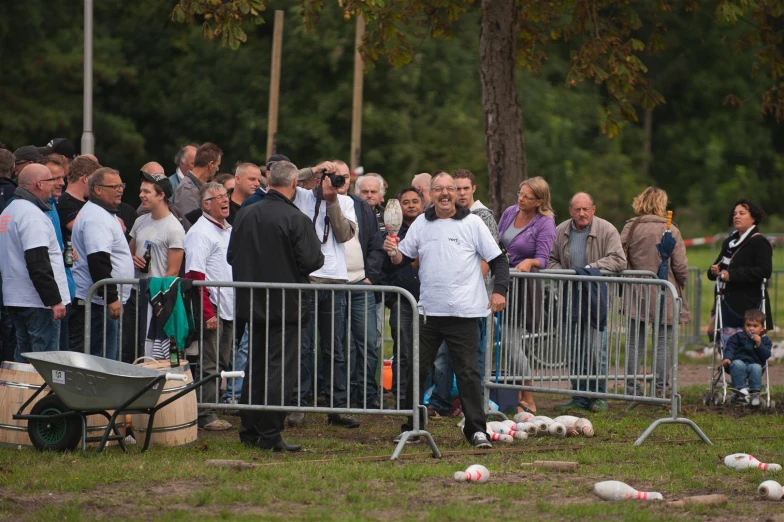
[13,352,244,454]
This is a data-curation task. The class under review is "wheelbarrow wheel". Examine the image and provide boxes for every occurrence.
[28,395,81,452]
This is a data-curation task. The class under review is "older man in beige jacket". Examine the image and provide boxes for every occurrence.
[548,192,626,413]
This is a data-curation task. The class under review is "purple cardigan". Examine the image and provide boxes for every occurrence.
[498,206,556,269]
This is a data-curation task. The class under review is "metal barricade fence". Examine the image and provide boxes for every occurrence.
[484,270,711,446]
[83,279,440,460]
[681,266,703,348]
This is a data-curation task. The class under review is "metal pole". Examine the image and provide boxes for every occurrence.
[266,10,284,159]
[81,0,95,155]
[349,15,365,173]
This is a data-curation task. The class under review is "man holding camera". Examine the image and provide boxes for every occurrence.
[288,162,360,428]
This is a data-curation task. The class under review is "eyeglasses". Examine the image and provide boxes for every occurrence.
[98,183,126,190]
[203,193,229,203]
[431,186,456,194]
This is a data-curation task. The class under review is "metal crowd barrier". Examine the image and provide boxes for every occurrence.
[485,270,711,446]
[680,266,703,348]
[84,279,439,460]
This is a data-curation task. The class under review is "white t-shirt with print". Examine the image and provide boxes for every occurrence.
[294,187,357,281]
[183,215,234,321]
[0,199,70,308]
[130,213,185,278]
[398,213,502,318]
[72,201,134,305]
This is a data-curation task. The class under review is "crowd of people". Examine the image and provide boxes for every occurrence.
[0,139,774,451]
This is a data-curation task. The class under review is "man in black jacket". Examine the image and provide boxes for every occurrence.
[334,160,386,409]
[228,160,324,452]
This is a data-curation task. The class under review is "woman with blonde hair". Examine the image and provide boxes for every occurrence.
[621,186,690,397]
[497,176,556,413]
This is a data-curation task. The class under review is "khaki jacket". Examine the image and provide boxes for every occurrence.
[620,215,691,325]
[547,216,626,273]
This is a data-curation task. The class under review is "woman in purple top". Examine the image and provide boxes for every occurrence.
[497,177,557,414]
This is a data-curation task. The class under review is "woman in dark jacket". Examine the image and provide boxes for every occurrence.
[707,199,773,343]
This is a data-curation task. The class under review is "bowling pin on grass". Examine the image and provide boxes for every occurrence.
[724,453,782,472]
[593,480,663,501]
[575,418,595,437]
[758,480,784,500]
[486,421,514,435]
[454,464,490,483]
[553,415,580,437]
[488,432,514,443]
[516,422,538,437]
[514,411,535,423]
[547,422,567,438]
[531,416,554,434]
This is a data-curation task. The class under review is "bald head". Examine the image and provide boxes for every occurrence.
[412,173,432,206]
[141,162,165,175]
[18,164,56,200]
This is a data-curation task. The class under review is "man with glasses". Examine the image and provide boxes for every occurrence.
[384,172,509,449]
[174,142,222,217]
[287,163,360,429]
[71,168,135,359]
[0,164,70,359]
[183,182,235,431]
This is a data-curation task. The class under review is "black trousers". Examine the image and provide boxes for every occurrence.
[404,316,487,442]
[239,321,298,444]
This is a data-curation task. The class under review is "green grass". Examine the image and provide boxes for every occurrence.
[1,385,782,521]
[684,246,784,342]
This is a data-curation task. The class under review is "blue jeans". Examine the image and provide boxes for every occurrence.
[223,323,249,402]
[568,325,608,408]
[729,360,763,391]
[429,342,453,413]
[348,282,379,406]
[10,307,61,361]
[298,290,348,408]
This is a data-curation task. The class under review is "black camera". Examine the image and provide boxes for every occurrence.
[317,169,346,189]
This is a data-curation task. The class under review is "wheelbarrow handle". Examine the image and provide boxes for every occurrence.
[165,373,188,382]
[221,371,245,379]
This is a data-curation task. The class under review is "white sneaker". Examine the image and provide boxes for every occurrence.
[472,431,492,449]
[739,387,749,397]
[751,392,761,407]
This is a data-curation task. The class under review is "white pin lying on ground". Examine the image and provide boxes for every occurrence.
[513,411,535,423]
[516,422,538,436]
[575,418,594,437]
[488,432,514,443]
[547,422,567,438]
[454,464,490,483]
[531,416,554,434]
[724,453,782,471]
[593,480,663,501]
[758,480,784,500]
[553,415,594,437]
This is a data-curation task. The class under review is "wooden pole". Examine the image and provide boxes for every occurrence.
[266,10,284,159]
[350,15,365,173]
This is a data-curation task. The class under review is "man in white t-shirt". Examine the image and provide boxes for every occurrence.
[287,163,360,429]
[184,182,235,431]
[385,172,510,449]
[71,167,135,361]
[0,164,70,357]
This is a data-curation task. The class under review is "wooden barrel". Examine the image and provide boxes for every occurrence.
[0,361,119,447]
[131,360,197,447]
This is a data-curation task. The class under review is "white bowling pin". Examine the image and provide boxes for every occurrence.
[724,453,782,472]
[486,421,515,435]
[547,422,567,438]
[488,432,514,443]
[575,418,595,437]
[553,415,581,437]
[758,480,783,500]
[501,419,517,429]
[516,422,538,436]
[454,464,490,483]
[513,411,535,423]
[511,429,528,440]
[531,416,554,434]
[593,480,663,501]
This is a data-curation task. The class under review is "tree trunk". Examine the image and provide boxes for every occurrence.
[480,0,527,218]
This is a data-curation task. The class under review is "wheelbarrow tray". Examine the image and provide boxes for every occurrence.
[22,352,173,411]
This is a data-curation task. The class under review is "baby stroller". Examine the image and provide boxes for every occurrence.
[702,277,774,409]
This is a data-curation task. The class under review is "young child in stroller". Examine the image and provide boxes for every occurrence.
[721,309,772,406]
